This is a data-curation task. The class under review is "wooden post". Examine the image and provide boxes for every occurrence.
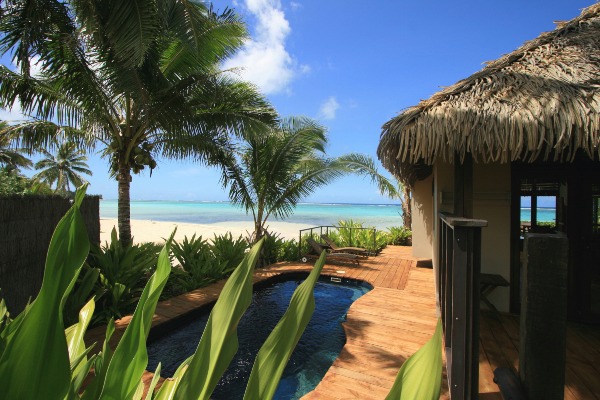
[520,233,568,400]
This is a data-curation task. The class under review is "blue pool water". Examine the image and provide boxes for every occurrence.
[146,277,371,399]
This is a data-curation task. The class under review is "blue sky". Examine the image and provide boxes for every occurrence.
[1,0,594,203]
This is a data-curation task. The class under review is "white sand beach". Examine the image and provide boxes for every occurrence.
[100,218,313,244]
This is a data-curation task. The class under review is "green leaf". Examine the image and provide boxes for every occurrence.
[244,251,326,400]
[154,359,191,400]
[143,363,163,400]
[385,319,443,400]
[81,319,116,400]
[66,298,95,366]
[98,233,174,399]
[65,297,96,396]
[0,185,90,399]
[173,238,264,399]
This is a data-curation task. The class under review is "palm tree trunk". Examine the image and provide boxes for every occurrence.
[117,163,132,246]
[401,186,412,229]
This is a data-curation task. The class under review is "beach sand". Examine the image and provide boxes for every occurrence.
[100,218,313,244]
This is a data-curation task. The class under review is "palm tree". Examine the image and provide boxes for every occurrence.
[33,141,92,194]
[0,121,32,174]
[0,0,276,245]
[224,116,397,242]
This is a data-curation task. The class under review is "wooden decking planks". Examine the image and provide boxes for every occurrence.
[302,250,440,399]
[479,311,600,400]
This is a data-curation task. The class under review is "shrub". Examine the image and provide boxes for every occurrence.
[169,233,248,292]
[385,226,413,246]
[210,233,248,271]
[277,238,300,261]
[85,228,162,324]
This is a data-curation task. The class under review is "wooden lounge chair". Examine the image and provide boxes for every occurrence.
[303,237,360,265]
[320,234,370,257]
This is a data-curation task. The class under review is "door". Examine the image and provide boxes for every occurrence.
[569,176,600,323]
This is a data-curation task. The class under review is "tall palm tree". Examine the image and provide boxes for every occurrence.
[0,0,277,245]
[33,141,92,194]
[224,116,397,242]
[0,121,32,174]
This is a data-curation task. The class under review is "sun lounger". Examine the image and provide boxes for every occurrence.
[303,237,360,265]
[320,234,370,257]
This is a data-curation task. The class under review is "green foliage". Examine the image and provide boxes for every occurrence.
[385,319,443,400]
[385,226,413,246]
[326,219,386,253]
[169,233,249,293]
[277,238,300,261]
[0,170,52,195]
[85,229,161,325]
[210,233,248,272]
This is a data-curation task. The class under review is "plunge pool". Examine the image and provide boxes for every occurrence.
[147,274,371,399]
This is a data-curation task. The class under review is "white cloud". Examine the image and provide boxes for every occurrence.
[223,0,305,95]
[290,1,302,11]
[318,96,340,120]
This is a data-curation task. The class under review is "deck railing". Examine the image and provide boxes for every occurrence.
[438,213,487,400]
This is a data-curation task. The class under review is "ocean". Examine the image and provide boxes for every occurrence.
[100,200,556,230]
[100,200,405,230]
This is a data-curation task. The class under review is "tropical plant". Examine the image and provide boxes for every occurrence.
[0,121,32,174]
[85,228,162,324]
[276,237,300,262]
[386,226,413,246]
[0,168,52,195]
[209,232,247,271]
[0,186,341,399]
[170,233,247,292]
[33,141,92,194]
[0,0,277,245]
[224,116,397,244]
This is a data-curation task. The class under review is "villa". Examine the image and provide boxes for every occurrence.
[378,3,600,399]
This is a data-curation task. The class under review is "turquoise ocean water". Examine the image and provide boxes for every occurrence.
[100,200,404,230]
[100,200,556,230]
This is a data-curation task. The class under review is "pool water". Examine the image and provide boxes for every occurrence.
[146,277,371,399]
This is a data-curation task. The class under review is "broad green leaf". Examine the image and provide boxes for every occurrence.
[70,353,97,399]
[65,298,96,397]
[66,298,95,366]
[143,363,163,400]
[98,233,174,399]
[385,319,443,400]
[0,185,90,399]
[173,239,264,399]
[244,251,326,400]
[81,319,116,400]
[154,360,191,400]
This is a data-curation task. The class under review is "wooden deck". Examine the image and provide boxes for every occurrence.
[84,245,600,399]
[479,311,600,400]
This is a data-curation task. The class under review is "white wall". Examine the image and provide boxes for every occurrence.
[473,161,511,311]
[430,160,512,312]
[411,174,434,259]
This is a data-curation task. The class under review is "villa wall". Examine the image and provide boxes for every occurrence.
[411,174,434,259]
[427,160,512,312]
[473,162,512,312]
[0,195,100,314]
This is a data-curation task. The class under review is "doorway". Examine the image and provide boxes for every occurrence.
[511,159,600,323]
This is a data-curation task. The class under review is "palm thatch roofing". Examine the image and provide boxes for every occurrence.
[378,4,600,186]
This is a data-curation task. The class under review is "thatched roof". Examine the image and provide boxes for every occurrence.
[378,4,600,186]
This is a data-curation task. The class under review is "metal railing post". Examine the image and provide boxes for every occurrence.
[438,213,487,400]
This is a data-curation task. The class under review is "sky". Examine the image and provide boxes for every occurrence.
[0,0,595,204]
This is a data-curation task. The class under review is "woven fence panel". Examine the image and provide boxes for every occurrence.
[0,195,100,314]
